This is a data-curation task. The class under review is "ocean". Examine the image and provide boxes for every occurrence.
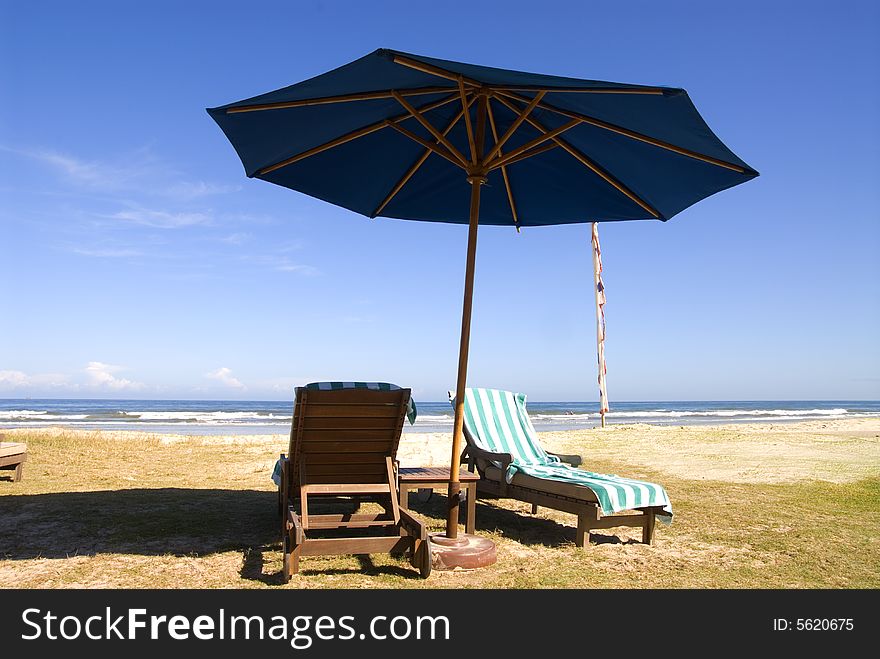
[1,398,877,435]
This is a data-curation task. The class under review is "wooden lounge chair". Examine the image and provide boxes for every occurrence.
[276,383,431,581]
[452,388,672,547]
[0,438,27,483]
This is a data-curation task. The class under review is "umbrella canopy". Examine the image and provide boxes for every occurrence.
[208,48,757,227]
[207,48,757,541]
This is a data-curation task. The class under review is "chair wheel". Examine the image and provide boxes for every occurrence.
[417,537,432,578]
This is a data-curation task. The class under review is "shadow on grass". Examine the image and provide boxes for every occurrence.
[0,488,429,583]
[0,488,278,561]
[405,492,635,547]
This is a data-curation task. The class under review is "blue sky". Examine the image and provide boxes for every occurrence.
[1,0,878,402]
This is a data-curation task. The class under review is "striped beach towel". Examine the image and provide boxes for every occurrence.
[304,381,417,425]
[458,388,672,518]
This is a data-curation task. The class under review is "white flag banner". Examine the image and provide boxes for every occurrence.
[591,223,609,425]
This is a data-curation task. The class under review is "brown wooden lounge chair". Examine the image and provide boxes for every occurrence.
[454,388,672,547]
[276,384,431,581]
[0,438,27,483]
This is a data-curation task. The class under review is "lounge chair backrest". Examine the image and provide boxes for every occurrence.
[287,383,412,487]
[460,388,555,468]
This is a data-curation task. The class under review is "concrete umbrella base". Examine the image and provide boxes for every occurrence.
[429,532,497,570]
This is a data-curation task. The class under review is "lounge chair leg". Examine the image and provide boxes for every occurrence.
[530,503,538,515]
[642,510,656,545]
[14,462,23,482]
[576,514,589,548]
[576,506,598,549]
[282,534,292,583]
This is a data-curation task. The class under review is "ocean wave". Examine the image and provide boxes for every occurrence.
[0,410,89,420]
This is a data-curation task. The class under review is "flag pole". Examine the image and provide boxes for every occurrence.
[591,223,609,428]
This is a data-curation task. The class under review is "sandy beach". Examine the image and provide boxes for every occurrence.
[1,418,878,589]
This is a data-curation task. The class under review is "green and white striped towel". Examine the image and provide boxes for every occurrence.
[457,387,672,518]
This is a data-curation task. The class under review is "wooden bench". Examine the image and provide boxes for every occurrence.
[0,441,27,482]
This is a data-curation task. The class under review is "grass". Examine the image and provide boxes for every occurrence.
[1,429,878,588]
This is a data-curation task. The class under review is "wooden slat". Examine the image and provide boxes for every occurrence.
[306,462,385,476]
[305,514,396,530]
[301,452,392,465]
[301,483,392,495]
[301,428,398,441]
[303,473,388,484]
[301,405,401,418]
[301,440,398,454]
[225,86,457,113]
[299,536,410,557]
[398,467,480,483]
[303,416,400,430]
[590,513,647,529]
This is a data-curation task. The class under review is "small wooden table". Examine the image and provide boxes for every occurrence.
[398,467,480,535]
[0,442,27,483]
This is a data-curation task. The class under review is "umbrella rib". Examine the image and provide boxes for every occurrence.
[497,90,750,174]
[385,121,466,169]
[225,86,457,113]
[494,95,662,219]
[488,118,580,170]
[391,54,482,87]
[391,91,469,167]
[486,99,519,230]
[257,94,459,176]
[459,77,477,165]
[492,85,665,95]
[483,91,546,163]
[489,141,558,169]
[372,95,475,218]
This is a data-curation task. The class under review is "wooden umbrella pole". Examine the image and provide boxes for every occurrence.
[447,178,482,538]
[446,94,489,539]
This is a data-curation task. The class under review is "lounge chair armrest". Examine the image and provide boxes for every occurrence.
[549,453,582,467]
[398,508,428,540]
[463,444,512,470]
[279,455,291,505]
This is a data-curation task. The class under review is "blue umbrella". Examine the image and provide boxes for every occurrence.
[207,48,757,540]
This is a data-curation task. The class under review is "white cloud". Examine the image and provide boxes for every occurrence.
[240,253,319,276]
[0,370,70,390]
[111,208,211,229]
[219,232,252,245]
[84,361,142,390]
[276,262,319,275]
[3,145,238,200]
[163,181,241,200]
[207,367,245,389]
[71,247,142,258]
